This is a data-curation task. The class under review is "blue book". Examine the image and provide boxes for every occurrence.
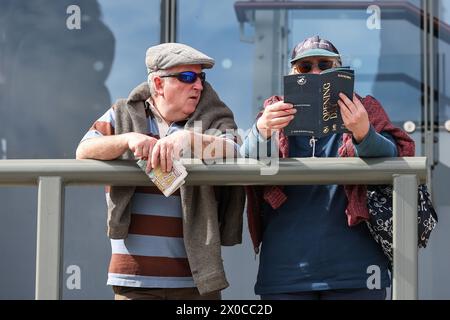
[283,67,354,137]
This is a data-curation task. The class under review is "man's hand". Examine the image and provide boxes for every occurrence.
[338,93,370,143]
[126,132,158,160]
[256,101,296,139]
[150,130,190,173]
[76,133,154,161]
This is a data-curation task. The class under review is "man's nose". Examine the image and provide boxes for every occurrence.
[193,78,203,90]
[310,65,321,74]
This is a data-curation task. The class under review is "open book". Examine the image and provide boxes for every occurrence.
[283,67,354,137]
[136,159,187,197]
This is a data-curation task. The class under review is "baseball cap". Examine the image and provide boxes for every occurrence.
[290,35,340,64]
[145,43,215,73]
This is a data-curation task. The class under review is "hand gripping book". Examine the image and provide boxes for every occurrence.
[136,159,187,197]
[283,67,354,137]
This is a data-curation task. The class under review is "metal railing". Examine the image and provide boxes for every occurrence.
[0,157,427,300]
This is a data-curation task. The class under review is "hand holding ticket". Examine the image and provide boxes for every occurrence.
[136,159,187,197]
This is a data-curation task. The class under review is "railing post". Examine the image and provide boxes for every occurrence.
[36,176,64,300]
[392,174,418,300]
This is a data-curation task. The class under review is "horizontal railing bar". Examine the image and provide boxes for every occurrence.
[0,157,427,186]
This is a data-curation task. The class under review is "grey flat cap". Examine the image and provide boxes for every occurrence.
[145,43,215,73]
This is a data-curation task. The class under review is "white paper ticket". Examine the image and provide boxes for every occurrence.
[136,159,187,197]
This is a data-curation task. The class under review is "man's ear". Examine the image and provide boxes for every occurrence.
[154,76,165,96]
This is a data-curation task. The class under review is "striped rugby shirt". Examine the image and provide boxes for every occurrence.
[81,100,236,288]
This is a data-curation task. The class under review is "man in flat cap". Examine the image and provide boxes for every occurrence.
[76,43,245,300]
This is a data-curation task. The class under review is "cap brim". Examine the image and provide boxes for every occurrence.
[290,48,340,63]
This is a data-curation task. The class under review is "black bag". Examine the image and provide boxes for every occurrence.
[366,184,438,265]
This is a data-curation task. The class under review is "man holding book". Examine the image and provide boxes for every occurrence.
[76,43,245,300]
[242,35,415,300]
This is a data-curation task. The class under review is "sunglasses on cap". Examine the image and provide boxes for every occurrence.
[160,71,206,84]
[294,60,335,74]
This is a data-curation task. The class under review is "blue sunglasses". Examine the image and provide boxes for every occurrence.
[160,71,206,84]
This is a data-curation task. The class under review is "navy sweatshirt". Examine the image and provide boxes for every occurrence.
[241,125,396,294]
